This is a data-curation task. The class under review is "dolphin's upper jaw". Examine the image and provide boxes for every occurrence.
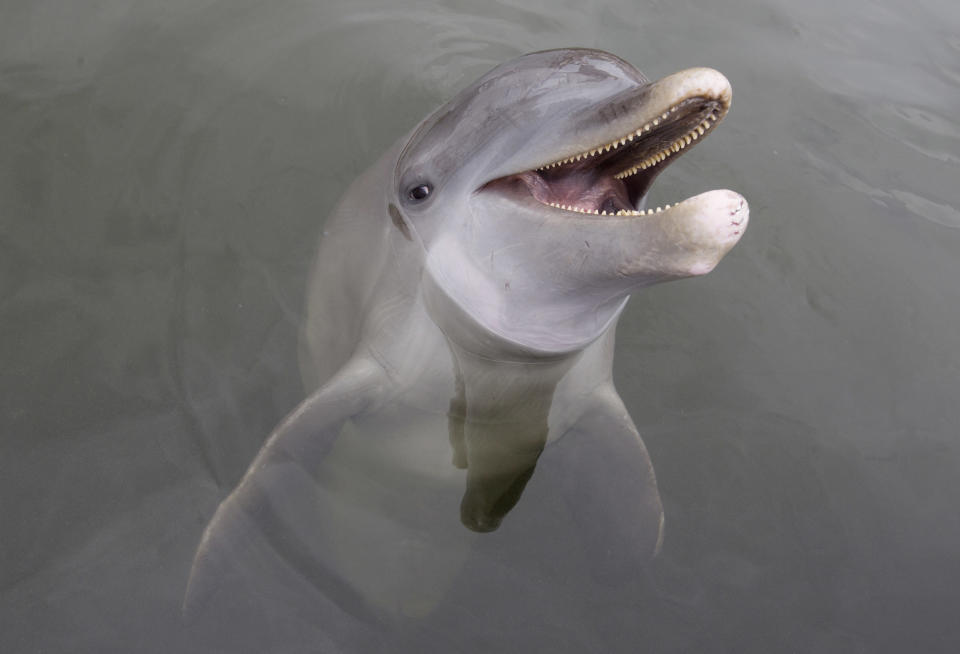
[481,68,732,218]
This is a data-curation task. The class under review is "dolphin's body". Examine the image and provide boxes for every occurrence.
[186,49,747,646]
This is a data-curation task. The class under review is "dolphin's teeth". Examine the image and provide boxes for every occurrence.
[595,209,600,214]
[665,203,671,209]
[550,97,726,182]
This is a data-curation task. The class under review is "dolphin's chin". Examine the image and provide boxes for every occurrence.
[481,67,733,220]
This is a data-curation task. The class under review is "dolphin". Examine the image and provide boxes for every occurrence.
[185,48,747,636]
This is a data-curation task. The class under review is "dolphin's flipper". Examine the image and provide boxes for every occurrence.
[184,356,388,618]
[548,384,664,578]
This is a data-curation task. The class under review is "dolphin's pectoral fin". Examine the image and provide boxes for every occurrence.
[183,356,388,618]
[458,421,548,532]
[551,385,664,578]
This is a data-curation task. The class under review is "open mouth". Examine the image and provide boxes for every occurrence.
[482,81,730,217]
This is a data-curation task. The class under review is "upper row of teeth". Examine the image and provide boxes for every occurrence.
[613,115,717,180]
[547,202,679,216]
[535,105,720,179]
[536,108,678,170]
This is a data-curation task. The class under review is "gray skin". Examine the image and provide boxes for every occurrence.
[185,49,747,623]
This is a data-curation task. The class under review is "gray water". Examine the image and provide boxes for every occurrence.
[2,1,959,652]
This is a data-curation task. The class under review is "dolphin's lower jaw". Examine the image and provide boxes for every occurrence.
[480,67,735,219]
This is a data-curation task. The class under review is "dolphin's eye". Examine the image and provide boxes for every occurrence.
[408,184,432,201]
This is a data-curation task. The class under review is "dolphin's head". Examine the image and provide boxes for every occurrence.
[393,49,748,357]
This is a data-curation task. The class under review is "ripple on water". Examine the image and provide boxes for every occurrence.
[891,189,960,229]
[863,101,960,166]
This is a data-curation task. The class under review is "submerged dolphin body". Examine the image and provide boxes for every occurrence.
[186,49,747,635]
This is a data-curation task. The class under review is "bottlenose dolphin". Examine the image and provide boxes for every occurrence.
[186,48,747,634]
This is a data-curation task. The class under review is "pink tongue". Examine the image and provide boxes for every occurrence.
[514,170,632,212]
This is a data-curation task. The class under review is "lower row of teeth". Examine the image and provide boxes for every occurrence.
[547,202,678,216]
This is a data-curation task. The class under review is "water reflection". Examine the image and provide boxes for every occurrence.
[446,340,561,532]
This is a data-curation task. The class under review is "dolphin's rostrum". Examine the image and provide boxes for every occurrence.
[186,48,748,622]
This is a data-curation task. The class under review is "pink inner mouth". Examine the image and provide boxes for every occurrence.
[496,169,633,215]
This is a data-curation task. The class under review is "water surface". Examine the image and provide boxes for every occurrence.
[2,1,959,652]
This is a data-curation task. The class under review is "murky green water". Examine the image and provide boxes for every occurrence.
[2,1,959,652]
